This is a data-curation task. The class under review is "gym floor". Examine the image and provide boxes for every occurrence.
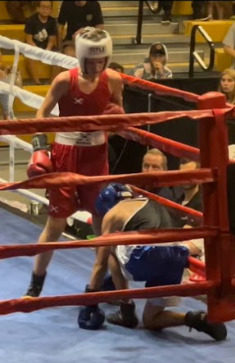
[0,207,234,363]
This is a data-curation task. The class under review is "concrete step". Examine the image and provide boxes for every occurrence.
[112,33,189,45]
[105,22,180,36]
[112,49,204,65]
[102,0,192,15]
[100,2,154,18]
[0,22,181,44]
[100,1,138,8]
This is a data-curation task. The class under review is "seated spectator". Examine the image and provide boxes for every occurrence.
[0,64,22,119]
[109,62,124,73]
[58,1,104,55]
[142,148,167,172]
[141,148,183,203]
[218,68,235,104]
[141,151,202,228]
[24,1,57,84]
[131,42,172,80]
[176,158,202,228]
[223,23,235,68]
[6,1,37,24]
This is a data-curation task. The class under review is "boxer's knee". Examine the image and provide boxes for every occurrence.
[40,216,67,242]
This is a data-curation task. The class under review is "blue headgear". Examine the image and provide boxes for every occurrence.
[95,183,133,216]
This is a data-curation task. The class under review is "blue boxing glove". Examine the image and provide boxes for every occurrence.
[78,285,105,330]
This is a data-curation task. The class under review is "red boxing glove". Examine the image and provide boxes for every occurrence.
[103,103,125,115]
[27,150,53,178]
[189,273,205,283]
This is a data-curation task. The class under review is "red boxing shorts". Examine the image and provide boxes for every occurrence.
[48,141,108,218]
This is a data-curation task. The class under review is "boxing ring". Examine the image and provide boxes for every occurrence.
[0,36,235,362]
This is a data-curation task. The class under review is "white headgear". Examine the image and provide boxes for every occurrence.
[75,27,112,74]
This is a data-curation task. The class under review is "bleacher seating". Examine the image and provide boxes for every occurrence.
[0,0,234,115]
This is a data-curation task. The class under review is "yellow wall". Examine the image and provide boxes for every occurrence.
[0,1,11,20]
[0,1,61,21]
[215,48,232,72]
[184,20,234,43]
[173,1,192,15]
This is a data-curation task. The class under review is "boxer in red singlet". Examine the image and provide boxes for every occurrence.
[25,27,124,297]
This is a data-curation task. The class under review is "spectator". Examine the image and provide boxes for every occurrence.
[141,148,184,224]
[223,24,235,69]
[58,1,104,54]
[6,1,37,24]
[207,1,232,19]
[132,42,172,80]
[142,148,167,172]
[0,64,22,119]
[191,0,210,20]
[218,68,235,104]
[159,1,174,24]
[176,158,202,228]
[24,1,57,84]
[109,62,124,73]
[148,1,174,24]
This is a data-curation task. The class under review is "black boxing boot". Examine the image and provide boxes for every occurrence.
[24,272,46,297]
[100,274,115,291]
[185,311,227,341]
[107,301,138,328]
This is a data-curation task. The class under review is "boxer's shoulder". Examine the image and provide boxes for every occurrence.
[106,68,122,81]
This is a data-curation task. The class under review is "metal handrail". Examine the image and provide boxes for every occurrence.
[189,25,215,78]
[135,1,144,44]
[135,1,161,45]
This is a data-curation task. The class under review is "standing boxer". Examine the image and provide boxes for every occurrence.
[25,27,124,297]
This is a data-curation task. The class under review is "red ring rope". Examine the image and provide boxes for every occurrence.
[0,73,234,319]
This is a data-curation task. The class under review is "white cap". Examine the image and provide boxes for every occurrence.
[149,42,168,64]
[75,27,112,74]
